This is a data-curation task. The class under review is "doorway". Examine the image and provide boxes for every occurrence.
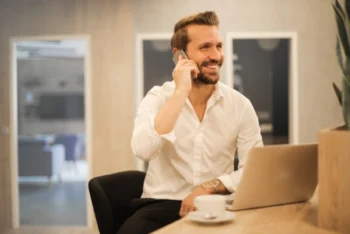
[225,32,299,145]
[10,36,93,227]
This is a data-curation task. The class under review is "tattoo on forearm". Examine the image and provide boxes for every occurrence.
[200,179,230,195]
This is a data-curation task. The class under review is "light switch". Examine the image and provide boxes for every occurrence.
[0,126,9,136]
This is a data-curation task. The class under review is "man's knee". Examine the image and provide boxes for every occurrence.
[117,213,161,234]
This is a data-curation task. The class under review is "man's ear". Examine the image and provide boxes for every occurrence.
[172,47,178,55]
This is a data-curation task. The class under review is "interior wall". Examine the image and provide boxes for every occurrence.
[133,0,343,143]
[0,0,134,229]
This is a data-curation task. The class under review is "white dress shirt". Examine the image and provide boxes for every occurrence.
[131,81,263,200]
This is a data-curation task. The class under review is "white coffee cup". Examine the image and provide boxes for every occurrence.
[194,195,226,218]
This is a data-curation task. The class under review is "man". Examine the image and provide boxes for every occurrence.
[120,11,263,234]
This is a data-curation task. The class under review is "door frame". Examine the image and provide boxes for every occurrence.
[225,32,299,144]
[9,35,93,228]
[134,33,172,171]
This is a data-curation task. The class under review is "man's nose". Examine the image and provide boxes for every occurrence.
[209,47,222,61]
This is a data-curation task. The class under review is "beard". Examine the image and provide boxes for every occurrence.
[194,73,219,85]
[193,59,222,85]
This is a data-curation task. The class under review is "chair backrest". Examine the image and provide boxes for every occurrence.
[18,137,47,149]
[18,137,50,157]
[88,170,146,234]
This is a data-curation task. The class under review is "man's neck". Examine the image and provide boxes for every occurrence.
[188,82,216,106]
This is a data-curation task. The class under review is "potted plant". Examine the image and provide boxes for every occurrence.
[318,0,350,233]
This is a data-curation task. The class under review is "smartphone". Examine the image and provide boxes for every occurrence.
[172,49,201,80]
[172,49,188,64]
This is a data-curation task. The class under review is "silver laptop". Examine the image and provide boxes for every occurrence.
[230,143,318,211]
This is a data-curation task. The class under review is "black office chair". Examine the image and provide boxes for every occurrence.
[89,159,238,234]
[88,170,146,234]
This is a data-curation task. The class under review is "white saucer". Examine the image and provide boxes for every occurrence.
[187,211,235,224]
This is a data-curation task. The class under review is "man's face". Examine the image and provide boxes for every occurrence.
[185,25,224,85]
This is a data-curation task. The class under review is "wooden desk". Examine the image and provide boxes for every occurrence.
[153,190,340,234]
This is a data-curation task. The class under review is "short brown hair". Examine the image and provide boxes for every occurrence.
[170,11,219,51]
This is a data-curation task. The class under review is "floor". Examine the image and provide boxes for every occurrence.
[19,182,87,226]
[18,160,88,226]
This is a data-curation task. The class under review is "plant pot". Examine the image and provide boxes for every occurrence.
[318,127,350,233]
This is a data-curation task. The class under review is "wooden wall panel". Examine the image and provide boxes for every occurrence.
[0,0,135,230]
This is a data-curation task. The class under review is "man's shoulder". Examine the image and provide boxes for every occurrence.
[218,81,250,105]
[147,81,175,97]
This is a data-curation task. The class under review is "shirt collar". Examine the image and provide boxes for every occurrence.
[212,81,224,102]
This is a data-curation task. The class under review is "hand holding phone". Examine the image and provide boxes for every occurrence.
[173,49,199,78]
[172,49,200,93]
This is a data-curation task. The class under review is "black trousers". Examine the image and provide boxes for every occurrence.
[117,198,182,234]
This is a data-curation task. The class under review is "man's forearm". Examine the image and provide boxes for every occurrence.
[154,89,188,135]
[200,179,230,195]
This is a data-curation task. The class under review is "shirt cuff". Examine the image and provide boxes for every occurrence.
[148,114,176,143]
[217,174,234,193]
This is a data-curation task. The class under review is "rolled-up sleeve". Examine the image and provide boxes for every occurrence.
[131,88,176,162]
[217,100,263,193]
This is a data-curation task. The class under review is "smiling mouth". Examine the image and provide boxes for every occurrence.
[203,64,219,72]
[206,65,218,68]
